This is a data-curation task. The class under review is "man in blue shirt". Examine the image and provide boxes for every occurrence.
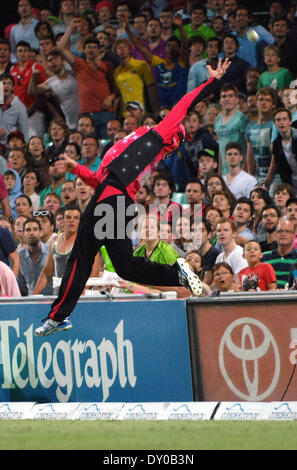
[187,37,221,92]
[19,218,52,295]
[9,0,39,56]
[232,5,274,68]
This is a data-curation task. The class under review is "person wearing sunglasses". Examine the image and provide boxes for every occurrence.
[33,210,56,246]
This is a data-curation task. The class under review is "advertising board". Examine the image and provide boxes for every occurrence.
[0,298,193,403]
[187,294,297,402]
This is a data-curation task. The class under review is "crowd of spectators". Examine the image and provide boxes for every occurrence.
[1,0,297,298]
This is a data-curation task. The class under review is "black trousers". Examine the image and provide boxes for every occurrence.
[48,176,181,322]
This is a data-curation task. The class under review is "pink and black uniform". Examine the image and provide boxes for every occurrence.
[48,78,219,322]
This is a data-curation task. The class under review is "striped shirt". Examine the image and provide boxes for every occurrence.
[262,248,297,289]
[0,95,28,144]
[288,263,297,288]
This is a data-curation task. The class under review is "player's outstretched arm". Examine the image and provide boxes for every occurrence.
[156,58,231,141]
[58,154,100,189]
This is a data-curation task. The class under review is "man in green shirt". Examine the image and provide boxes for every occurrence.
[175,3,216,43]
[134,214,179,265]
[214,84,249,174]
[258,45,293,91]
[262,218,297,289]
[246,87,279,183]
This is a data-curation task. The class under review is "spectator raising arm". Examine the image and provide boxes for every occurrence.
[119,17,159,112]
[56,17,81,66]
[28,68,50,96]
[172,13,190,67]
[122,18,155,65]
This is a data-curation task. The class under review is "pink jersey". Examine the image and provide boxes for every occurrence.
[72,78,218,200]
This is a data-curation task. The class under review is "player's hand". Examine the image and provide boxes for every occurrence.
[207,58,231,80]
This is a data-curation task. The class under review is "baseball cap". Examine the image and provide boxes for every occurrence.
[125,101,144,111]
[197,148,217,161]
[95,1,115,14]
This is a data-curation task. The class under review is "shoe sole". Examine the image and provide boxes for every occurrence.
[178,258,202,296]
[35,323,72,337]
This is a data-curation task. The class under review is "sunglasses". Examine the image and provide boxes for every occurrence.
[33,210,52,217]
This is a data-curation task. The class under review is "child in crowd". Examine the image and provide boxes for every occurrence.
[258,45,293,91]
[197,149,218,186]
[238,240,277,291]
[3,169,23,219]
[185,250,204,280]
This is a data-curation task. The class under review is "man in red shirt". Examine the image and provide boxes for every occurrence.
[10,40,47,138]
[57,17,115,139]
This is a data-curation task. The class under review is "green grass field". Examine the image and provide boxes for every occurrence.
[1,420,297,450]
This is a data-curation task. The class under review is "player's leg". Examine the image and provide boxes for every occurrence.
[105,198,203,295]
[35,181,115,336]
[107,236,203,296]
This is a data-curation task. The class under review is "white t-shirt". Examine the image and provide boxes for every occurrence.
[45,73,80,130]
[215,244,248,274]
[224,170,257,199]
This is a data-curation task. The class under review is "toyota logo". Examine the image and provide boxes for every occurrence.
[219,318,280,401]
